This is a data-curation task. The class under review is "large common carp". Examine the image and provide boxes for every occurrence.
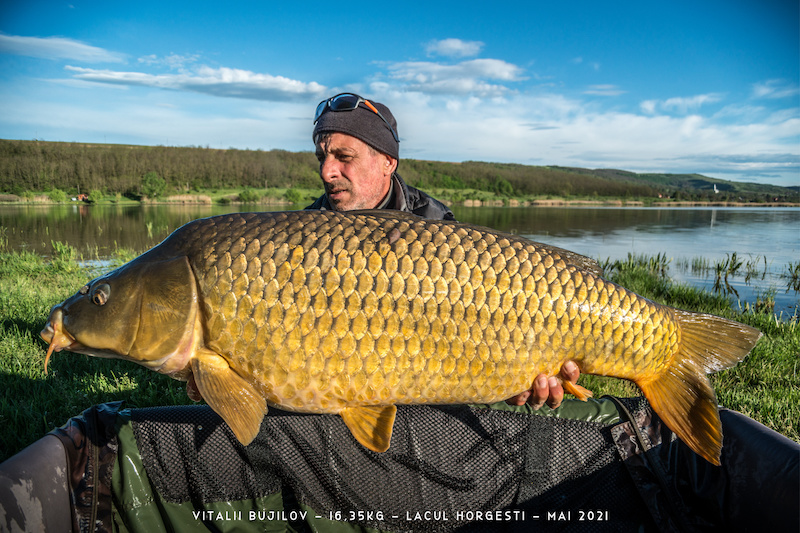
[41,210,760,465]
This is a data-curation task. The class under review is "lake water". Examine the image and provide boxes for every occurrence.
[1,204,798,314]
[452,205,800,314]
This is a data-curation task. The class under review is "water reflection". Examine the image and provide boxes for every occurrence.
[0,203,287,257]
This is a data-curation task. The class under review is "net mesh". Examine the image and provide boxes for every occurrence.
[131,401,654,532]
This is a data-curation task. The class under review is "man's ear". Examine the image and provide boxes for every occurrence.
[384,155,398,175]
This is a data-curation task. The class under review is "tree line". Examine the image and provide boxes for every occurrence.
[399,160,657,198]
[1,139,785,202]
[0,140,320,196]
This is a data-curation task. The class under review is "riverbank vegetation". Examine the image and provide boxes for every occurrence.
[0,245,797,461]
[2,139,797,206]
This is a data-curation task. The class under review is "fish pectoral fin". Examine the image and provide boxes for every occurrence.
[563,380,593,401]
[190,350,266,446]
[340,405,397,453]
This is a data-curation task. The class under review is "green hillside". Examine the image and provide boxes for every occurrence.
[553,166,794,198]
[0,139,796,204]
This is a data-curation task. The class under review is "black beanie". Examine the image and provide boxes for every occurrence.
[313,99,400,160]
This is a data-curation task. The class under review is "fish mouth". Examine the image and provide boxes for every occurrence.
[40,309,80,374]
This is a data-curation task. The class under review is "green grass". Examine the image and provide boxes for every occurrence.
[0,249,193,461]
[0,249,797,461]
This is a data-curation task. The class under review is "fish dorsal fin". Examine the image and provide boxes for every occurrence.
[340,405,397,452]
[191,349,267,446]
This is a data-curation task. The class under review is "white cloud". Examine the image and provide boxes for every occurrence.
[752,79,800,99]
[662,94,723,112]
[64,65,328,101]
[583,84,625,96]
[0,33,125,63]
[385,59,524,96]
[640,100,657,114]
[640,93,723,114]
[425,38,484,58]
[138,53,200,71]
[572,57,600,70]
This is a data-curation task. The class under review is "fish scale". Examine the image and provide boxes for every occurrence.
[41,210,761,465]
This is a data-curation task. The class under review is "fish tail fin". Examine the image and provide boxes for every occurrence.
[637,310,761,466]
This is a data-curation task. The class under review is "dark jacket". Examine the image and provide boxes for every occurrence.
[305,172,455,221]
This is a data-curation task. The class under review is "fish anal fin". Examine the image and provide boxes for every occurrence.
[190,349,266,446]
[340,405,397,452]
[638,311,761,466]
[563,380,594,401]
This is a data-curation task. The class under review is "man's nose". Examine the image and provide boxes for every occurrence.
[319,155,340,182]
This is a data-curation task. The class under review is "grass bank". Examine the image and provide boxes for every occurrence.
[0,249,797,461]
[4,186,799,208]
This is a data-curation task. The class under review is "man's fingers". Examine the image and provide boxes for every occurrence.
[505,362,581,409]
[561,360,580,384]
[527,374,549,410]
[505,390,531,406]
[545,376,565,409]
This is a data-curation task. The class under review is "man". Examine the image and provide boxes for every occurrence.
[307,93,454,217]
[306,92,579,408]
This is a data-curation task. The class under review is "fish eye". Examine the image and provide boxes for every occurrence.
[91,283,111,306]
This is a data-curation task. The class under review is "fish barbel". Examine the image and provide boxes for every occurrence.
[40,210,761,464]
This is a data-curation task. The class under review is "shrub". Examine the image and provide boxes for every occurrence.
[141,172,166,199]
[88,189,103,203]
[47,188,68,203]
[238,189,261,203]
[493,178,514,196]
[284,188,303,204]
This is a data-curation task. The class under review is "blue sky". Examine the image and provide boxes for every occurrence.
[1,0,798,187]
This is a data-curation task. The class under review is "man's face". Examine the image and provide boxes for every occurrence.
[315,132,397,211]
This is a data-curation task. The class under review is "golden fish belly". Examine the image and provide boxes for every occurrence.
[186,211,678,414]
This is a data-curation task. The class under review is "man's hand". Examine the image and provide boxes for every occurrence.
[506,361,581,410]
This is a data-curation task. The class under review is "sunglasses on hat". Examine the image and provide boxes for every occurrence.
[314,93,400,143]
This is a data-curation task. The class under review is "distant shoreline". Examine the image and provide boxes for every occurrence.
[459,199,800,208]
[519,200,799,208]
[0,196,798,208]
